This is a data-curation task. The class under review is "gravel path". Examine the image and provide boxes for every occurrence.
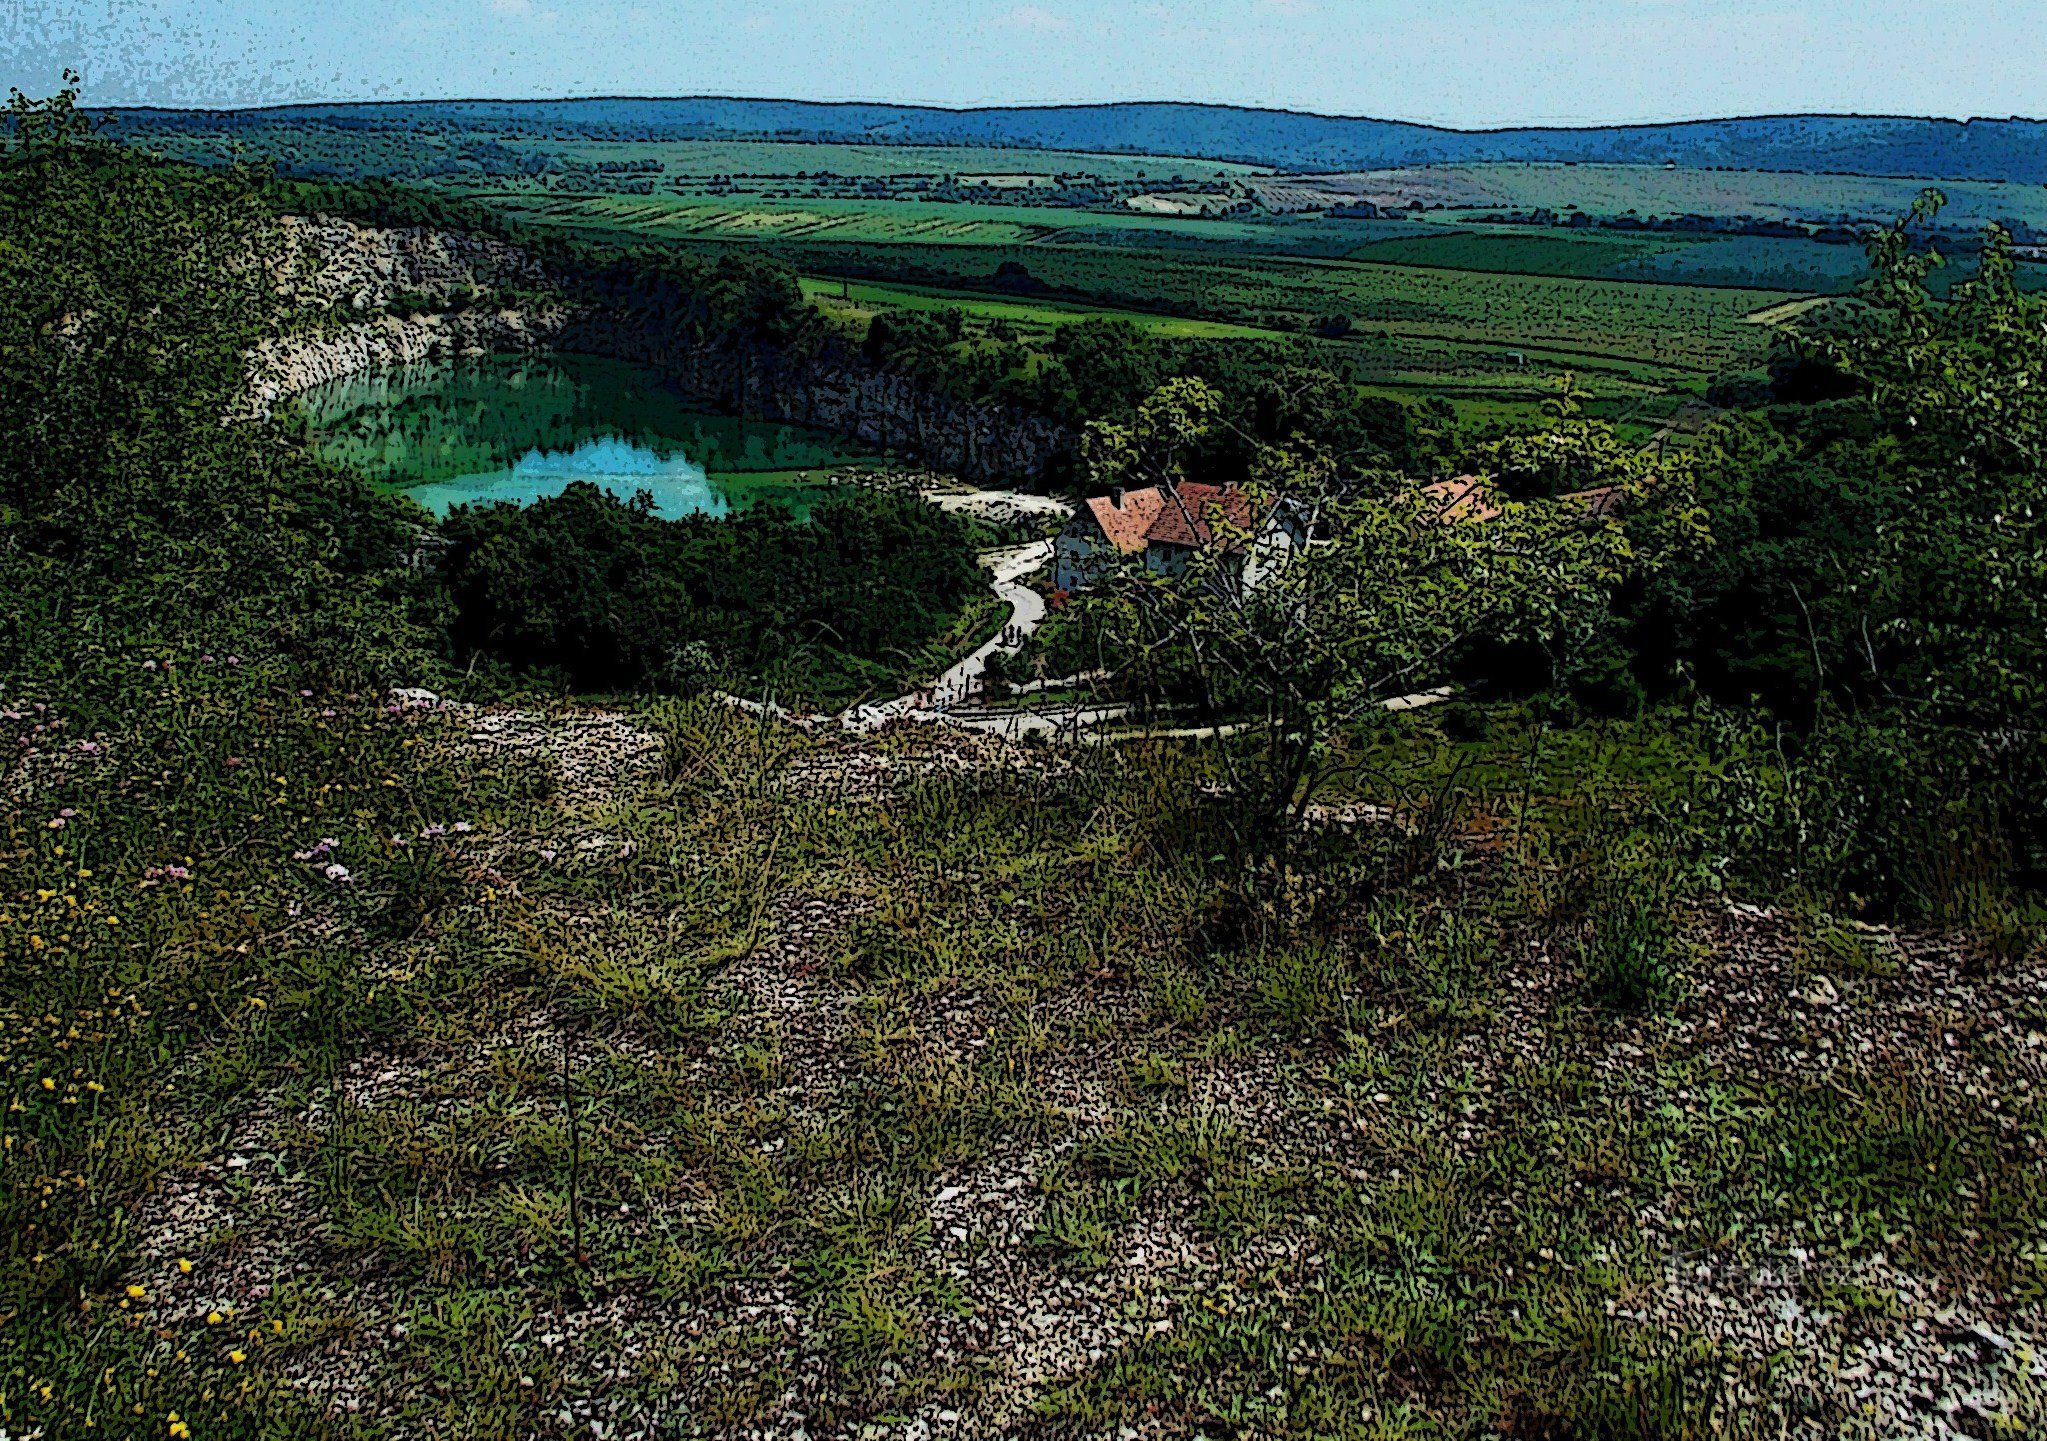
[847,540,1053,732]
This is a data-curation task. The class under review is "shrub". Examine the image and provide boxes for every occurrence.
[1579,861,1681,1012]
[436,483,983,704]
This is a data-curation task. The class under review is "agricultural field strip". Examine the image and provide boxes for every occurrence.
[1255,161,2047,230]
[796,275,1292,340]
[528,137,1269,180]
[801,273,1737,385]
[479,193,1800,386]
[132,127,1268,183]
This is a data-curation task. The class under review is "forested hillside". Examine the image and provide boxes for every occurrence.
[114,99,2047,182]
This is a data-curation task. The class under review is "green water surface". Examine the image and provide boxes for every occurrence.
[297,353,882,519]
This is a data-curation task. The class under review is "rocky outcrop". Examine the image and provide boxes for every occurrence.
[249,308,568,411]
[554,310,1074,487]
[254,215,1078,487]
[271,214,549,313]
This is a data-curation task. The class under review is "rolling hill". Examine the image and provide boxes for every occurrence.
[107,98,2047,183]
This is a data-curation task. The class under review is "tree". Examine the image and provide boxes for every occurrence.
[0,82,431,688]
[1079,375,1224,494]
[1084,380,1704,850]
[1812,191,2047,730]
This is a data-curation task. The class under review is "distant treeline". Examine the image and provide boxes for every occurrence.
[1479,207,2047,247]
[106,100,2047,183]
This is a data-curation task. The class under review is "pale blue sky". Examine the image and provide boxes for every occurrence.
[5,0,2043,127]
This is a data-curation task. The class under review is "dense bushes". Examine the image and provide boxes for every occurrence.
[0,86,439,699]
[437,483,983,702]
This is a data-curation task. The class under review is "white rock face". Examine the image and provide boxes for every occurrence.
[250,213,1079,486]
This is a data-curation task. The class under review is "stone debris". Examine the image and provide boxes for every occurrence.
[465,707,663,810]
[779,729,1069,802]
[105,698,2047,1438]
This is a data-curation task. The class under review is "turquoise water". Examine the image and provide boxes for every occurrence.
[297,353,881,519]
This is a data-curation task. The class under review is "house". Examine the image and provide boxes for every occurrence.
[1421,475,1502,524]
[1054,475,1624,595]
[1055,485,1167,592]
[1054,483,1307,593]
[1424,475,1629,523]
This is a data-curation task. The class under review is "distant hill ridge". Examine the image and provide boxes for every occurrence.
[106,97,2047,183]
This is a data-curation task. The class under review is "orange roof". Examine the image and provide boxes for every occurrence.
[1143,483,1261,549]
[1422,476,1502,524]
[1080,488,1169,555]
[1561,484,1624,518]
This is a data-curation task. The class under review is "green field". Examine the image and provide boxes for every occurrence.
[485,190,1339,250]
[488,191,1802,401]
[783,242,1795,381]
[798,275,1291,340]
[547,137,1262,181]
[1296,162,2047,231]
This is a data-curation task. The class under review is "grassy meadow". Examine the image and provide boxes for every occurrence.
[9,686,2041,1438]
[1340,162,2047,231]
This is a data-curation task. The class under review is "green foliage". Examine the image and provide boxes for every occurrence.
[1081,378,1702,846]
[437,482,983,704]
[1579,863,1682,1012]
[0,82,437,697]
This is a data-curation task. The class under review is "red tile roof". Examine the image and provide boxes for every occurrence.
[1142,483,1261,549]
[1422,475,1502,524]
[1080,488,1169,555]
[1561,484,1625,518]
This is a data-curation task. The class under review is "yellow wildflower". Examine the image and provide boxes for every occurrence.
[177,1258,193,1274]
[126,1284,146,1299]
[228,1349,245,1365]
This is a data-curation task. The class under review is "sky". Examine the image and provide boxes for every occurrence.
[4,0,2044,128]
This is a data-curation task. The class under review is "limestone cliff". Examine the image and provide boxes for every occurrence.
[255,215,1076,487]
